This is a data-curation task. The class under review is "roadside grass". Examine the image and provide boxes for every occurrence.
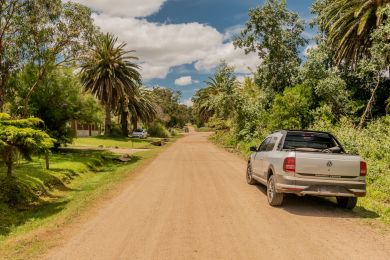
[210,130,390,225]
[72,136,162,149]
[358,174,390,224]
[0,137,178,260]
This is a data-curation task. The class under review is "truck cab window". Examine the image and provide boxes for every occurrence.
[258,137,271,152]
[266,137,278,151]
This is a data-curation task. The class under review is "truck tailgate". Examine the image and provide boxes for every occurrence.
[295,153,361,177]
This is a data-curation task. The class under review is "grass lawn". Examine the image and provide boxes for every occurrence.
[0,137,178,260]
[72,136,162,149]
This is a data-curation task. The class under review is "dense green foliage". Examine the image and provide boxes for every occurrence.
[192,63,238,124]
[152,87,192,128]
[9,65,103,146]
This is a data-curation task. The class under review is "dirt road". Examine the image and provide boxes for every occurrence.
[47,130,390,260]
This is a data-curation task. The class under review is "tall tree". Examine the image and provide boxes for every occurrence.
[192,62,238,124]
[357,6,390,128]
[204,63,237,119]
[0,0,26,111]
[80,33,141,136]
[234,0,307,98]
[313,0,390,67]
[0,0,95,115]
[23,1,95,114]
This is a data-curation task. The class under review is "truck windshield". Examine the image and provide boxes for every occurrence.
[283,132,339,151]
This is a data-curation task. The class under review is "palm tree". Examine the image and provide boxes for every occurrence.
[192,87,217,123]
[315,0,389,66]
[128,87,157,130]
[192,63,238,124]
[80,33,141,136]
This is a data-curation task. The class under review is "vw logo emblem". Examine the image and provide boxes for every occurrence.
[326,161,333,167]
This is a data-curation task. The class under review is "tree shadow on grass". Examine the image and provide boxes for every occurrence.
[0,200,69,237]
[74,135,160,146]
[255,184,379,219]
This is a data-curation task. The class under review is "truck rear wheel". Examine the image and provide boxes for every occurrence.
[267,175,283,206]
[336,197,357,209]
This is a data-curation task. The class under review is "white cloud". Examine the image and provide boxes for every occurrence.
[181,98,193,107]
[72,0,167,17]
[175,76,198,86]
[194,42,258,74]
[93,14,226,80]
[71,1,260,80]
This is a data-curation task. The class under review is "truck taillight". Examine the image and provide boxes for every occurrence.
[360,161,367,176]
[283,157,296,173]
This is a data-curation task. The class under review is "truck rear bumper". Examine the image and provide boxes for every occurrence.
[275,174,366,197]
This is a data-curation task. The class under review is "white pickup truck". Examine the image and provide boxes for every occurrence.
[246,130,367,209]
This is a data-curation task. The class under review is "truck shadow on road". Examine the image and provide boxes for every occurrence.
[255,185,379,219]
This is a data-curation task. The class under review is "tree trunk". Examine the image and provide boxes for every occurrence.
[6,161,12,178]
[359,74,381,129]
[0,87,4,113]
[121,110,129,137]
[131,115,138,131]
[22,67,46,117]
[5,146,14,178]
[104,104,112,136]
[0,70,10,113]
[45,151,50,170]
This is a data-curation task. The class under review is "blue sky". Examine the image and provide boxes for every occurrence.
[74,0,316,105]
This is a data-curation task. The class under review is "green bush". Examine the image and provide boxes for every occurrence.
[210,130,264,157]
[0,177,38,207]
[110,125,124,137]
[268,84,312,130]
[169,128,179,137]
[148,123,171,138]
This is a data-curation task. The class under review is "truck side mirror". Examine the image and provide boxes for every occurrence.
[250,146,258,152]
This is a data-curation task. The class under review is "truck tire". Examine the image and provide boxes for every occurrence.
[267,175,283,206]
[336,197,357,209]
[246,163,257,185]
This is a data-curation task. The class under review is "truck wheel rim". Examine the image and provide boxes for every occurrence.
[268,178,274,201]
[247,165,252,182]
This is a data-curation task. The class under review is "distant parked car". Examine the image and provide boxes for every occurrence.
[132,129,148,138]
[247,130,366,209]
